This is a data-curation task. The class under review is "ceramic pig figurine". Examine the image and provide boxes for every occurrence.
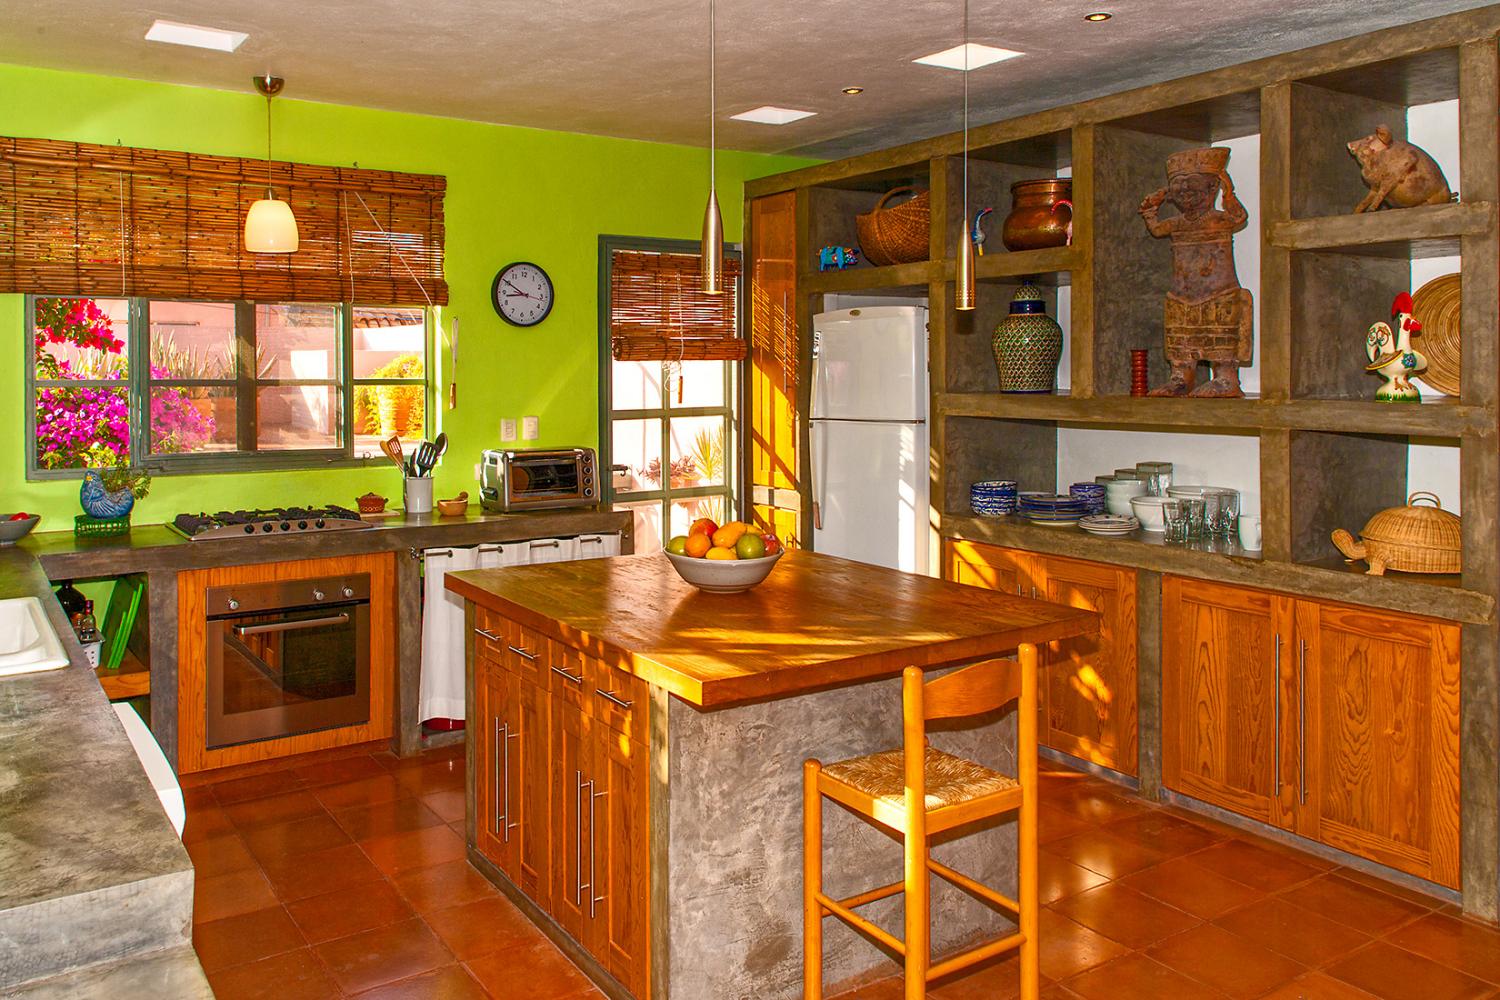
[1347,125,1454,213]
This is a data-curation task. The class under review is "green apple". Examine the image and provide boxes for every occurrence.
[666,535,689,555]
[735,533,766,560]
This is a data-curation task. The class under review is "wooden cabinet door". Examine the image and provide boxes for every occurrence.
[590,724,650,998]
[748,190,803,548]
[1033,555,1139,776]
[517,671,551,908]
[549,680,592,941]
[479,663,520,876]
[1162,577,1296,828]
[942,539,1033,597]
[1294,601,1461,888]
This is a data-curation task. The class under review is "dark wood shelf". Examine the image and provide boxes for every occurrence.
[1271,201,1492,258]
[970,245,1079,283]
[800,259,936,295]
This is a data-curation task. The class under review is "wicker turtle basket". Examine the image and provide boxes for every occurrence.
[856,187,931,266]
[1331,491,1460,576]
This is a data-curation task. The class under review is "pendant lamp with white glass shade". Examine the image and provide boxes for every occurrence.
[700,0,724,295]
[244,75,300,254]
[955,0,976,311]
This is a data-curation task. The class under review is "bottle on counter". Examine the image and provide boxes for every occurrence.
[74,599,99,644]
[55,580,86,621]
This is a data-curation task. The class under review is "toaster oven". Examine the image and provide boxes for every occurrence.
[480,447,598,512]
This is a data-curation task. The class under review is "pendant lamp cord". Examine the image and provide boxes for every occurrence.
[709,0,716,196]
[962,0,969,231]
[264,80,274,199]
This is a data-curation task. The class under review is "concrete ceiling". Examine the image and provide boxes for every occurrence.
[0,0,1491,159]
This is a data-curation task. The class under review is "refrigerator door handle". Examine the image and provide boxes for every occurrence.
[810,420,825,531]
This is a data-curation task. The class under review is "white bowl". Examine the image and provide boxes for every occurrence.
[1103,480,1145,515]
[1166,485,1236,500]
[664,549,783,594]
[1130,495,1171,532]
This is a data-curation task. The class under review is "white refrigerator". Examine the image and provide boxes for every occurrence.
[810,305,930,575]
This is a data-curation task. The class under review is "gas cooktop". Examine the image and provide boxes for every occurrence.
[170,506,373,541]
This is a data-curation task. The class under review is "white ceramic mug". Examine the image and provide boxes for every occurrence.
[1238,514,1262,551]
[404,476,434,515]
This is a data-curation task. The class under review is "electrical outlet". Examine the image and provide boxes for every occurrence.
[500,418,517,442]
[522,415,539,441]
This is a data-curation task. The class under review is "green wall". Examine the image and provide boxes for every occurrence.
[0,63,811,527]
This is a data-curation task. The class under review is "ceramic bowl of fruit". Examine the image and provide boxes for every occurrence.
[663,518,784,594]
[0,513,40,545]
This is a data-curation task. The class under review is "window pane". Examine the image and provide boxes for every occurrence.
[667,415,728,489]
[34,385,130,469]
[257,386,340,450]
[612,361,663,410]
[615,500,663,553]
[34,297,129,380]
[352,382,426,458]
[353,307,426,378]
[148,301,235,379]
[150,386,235,454]
[673,360,726,408]
[611,418,661,494]
[670,495,728,537]
[256,303,340,380]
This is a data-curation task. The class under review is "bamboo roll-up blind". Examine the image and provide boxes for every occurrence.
[609,249,744,362]
[0,136,447,304]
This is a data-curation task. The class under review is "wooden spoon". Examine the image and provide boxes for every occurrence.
[380,435,404,472]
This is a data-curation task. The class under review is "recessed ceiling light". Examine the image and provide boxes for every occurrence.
[913,42,1024,71]
[730,106,818,125]
[842,86,865,95]
[1084,11,1113,21]
[145,19,248,52]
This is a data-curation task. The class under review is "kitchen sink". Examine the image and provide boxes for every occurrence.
[0,597,71,676]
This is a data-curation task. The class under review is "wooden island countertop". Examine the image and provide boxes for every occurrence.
[444,548,1097,707]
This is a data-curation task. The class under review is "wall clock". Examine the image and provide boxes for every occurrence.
[491,261,554,327]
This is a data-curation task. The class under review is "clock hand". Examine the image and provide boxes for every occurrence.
[502,279,531,298]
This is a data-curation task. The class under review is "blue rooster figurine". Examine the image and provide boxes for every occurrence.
[80,469,138,519]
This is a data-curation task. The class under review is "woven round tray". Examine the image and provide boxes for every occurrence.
[1412,272,1460,397]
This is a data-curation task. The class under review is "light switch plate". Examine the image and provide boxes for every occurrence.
[500,418,517,442]
[521,415,539,440]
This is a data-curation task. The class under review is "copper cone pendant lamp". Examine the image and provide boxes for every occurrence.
[956,0,976,311]
[245,75,300,254]
[700,0,725,294]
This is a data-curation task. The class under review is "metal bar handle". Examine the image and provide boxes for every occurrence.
[1298,639,1308,805]
[579,536,603,545]
[493,720,505,835]
[1272,634,1282,796]
[551,665,583,685]
[530,539,561,549]
[235,613,350,637]
[424,548,456,559]
[590,783,606,916]
[505,727,520,835]
[575,772,591,905]
[508,644,538,661]
[595,688,634,710]
[476,544,504,554]
[474,627,502,641]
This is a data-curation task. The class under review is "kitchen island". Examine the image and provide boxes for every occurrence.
[446,549,1096,1000]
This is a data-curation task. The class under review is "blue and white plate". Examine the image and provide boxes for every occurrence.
[1078,514,1140,536]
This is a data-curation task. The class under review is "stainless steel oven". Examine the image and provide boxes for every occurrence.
[205,574,371,750]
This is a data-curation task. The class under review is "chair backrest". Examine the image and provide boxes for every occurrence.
[918,657,1022,721]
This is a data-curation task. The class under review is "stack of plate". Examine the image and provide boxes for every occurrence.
[1018,493,1090,527]
[970,480,1019,517]
[1069,482,1106,515]
[1079,514,1140,536]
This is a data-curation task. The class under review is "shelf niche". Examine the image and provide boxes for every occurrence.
[1288,429,1410,566]
[949,280,1065,395]
[942,416,1057,515]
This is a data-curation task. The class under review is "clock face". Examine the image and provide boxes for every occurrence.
[492,262,554,327]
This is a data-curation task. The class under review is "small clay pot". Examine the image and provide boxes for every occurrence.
[1002,178,1073,252]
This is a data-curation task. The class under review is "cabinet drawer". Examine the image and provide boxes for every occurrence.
[586,656,646,739]
[507,623,550,686]
[548,638,589,710]
[474,608,510,665]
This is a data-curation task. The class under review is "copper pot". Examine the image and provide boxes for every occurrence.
[1001,178,1073,252]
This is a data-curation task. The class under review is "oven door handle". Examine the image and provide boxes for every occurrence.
[234,613,352,637]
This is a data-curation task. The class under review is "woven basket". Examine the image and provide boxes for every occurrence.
[74,514,130,538]
[1331,491,1460,575]
[856,187,930,266]
[1411,272,1460,397]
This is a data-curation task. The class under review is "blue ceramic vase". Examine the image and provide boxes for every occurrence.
[80,469,136,519]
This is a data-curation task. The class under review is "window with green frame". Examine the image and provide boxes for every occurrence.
[26,295,430,476]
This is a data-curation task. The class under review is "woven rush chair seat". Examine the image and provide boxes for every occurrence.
[822,747,1017,810]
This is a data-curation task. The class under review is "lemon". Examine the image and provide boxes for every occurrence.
[705,546,738,560]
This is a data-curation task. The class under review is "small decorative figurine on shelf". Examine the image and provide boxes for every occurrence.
[80,467,151,520]
[970,207,994,255]
[1139,146,1253,398]
[1365,292,1427,402]
[817,246,860,271]
[1347,125,1454,213]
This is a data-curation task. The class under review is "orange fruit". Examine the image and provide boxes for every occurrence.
[705,546,738,560]
[684,533,712,558]
[689,517,719,537]
[712,522,748,549]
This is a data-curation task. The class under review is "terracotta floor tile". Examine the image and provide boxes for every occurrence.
[1278,873,1431,934]
[1335,866,1445,910]
[292,753,390,788]
[1105,810,1226,855]
[210,770,306,805]
[1050,882,1202,949]
[1118,856,1264,920]
[315,917,454,994]
[192,905,304,973]
[206,946,341,1000]
[182,804,236,843]
[394,758,467,797]
[827,973,905,999]
[929,950,1036,999]
[260,841,386,902]
[1044,827,1168,880]
[1035,907,1131,981]
[1065,952,1225,1000]
[184,832,258,878]
[1385,911,1500,986]
[376,743,465,771]
[313,773,408,811]
[221,789,327,831]
[361,824,468,876]
[334,796,446,843]
[1214,896,1372,968]
[1147,922,1307,999]
[1186,839,1325,893]
[423,894,545,961]
[285,878,415,945]
[1038,805,1094,845]
[354,963,490,999]
[241,812,353,864]
[1260,973,1383,999]
[465,935,593,998]
[391,859,501,912]
[194,867,279,923]
[1324,940,1492,1000]
[182,784,218,810]
[1048,785,1151,826]
[1039,850,1111,905]
[421,789,467,824]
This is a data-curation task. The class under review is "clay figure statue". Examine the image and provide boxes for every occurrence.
[1138,146,1253,398]
[1347,125,1454,213]
[1365,292,1427,402]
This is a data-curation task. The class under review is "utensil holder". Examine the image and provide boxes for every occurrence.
[404,477,434,515]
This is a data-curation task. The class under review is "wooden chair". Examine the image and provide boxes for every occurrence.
[803,643,1039,1000]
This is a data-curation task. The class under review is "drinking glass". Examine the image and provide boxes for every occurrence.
[1208,489,1240,539]
[1180,498,1206,539]
[1113,469,1142,481]
[1136,461,1174,497]
[1161,499,1186,544]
